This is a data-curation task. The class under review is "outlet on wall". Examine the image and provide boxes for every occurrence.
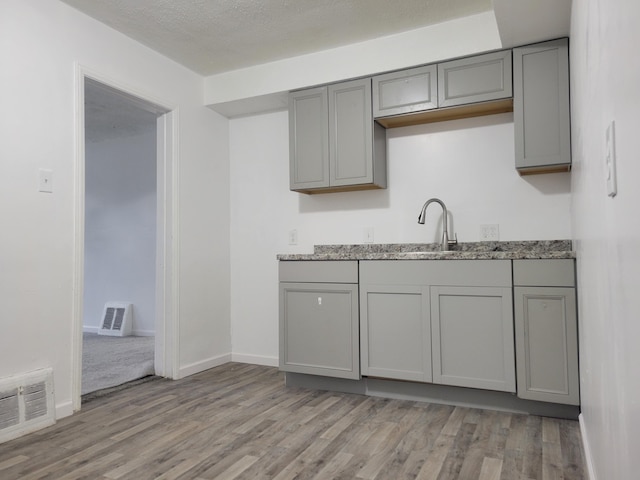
[363,227,374,243]
[288,229,298,245]
[480,224,500,241]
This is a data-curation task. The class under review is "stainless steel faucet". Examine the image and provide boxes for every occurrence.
[418,198,457,251]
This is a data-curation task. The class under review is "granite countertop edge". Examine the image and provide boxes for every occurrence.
[277,240,575,261]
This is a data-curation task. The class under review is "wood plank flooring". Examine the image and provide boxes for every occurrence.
[0,363,585,480]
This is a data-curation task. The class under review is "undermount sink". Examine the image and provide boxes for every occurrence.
[400,250,453,257]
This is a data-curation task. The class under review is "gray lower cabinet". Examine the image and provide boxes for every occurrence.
[289,78,386,193]
[279,261,359,379]
[360,260,514,391]
[438,50,512,108]
[360,285,431,382]
[513,259,579,405]
[431,286,516,392]
[513,38,571,173]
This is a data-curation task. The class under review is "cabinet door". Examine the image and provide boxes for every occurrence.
[289,87,329,190]
[438,50,512,108]
[373,65,438,118]
[514,287,579,405]
[431,286,516,392]
[329,79,374,187]
[360,285,431,382]
[513,38,571,172]
[280,282,359,379]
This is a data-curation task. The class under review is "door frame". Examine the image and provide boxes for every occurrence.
[71,64,180,411]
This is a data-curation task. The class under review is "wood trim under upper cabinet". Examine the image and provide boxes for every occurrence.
[375,99,513,128]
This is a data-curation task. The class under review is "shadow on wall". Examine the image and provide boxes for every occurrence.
[385,112,515,139]
[520,171,572,195]
[298,188,391,213]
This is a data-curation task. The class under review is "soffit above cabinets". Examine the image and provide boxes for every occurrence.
[59,0,492,76]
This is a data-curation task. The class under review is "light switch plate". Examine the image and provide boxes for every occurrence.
[38,169,53,193]
[605,120,617,197]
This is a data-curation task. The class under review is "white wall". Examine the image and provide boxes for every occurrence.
[0,0,230,417]
[84,129,157,335]
[229,110,572,364]
[570,1,640,478]
[205,12,501,110]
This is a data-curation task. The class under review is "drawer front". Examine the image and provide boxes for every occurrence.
[360,260,512,287]
[279,260,358,283]
[513,259,575,287]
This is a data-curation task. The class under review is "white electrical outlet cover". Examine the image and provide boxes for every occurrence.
[480,224,499,241]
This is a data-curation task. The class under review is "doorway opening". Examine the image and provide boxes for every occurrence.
[72,71,178,409]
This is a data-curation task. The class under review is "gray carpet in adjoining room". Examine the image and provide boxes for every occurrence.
[82,333,155,395]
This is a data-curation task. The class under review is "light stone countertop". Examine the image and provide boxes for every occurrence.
[277,240,575,261]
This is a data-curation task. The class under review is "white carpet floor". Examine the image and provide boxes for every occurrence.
[82,333,155,395]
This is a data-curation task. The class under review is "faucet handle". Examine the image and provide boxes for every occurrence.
[448,233,458,249]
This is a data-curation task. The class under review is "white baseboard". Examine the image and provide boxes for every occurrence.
[231,353,278,367]
[131,329,154,337]
[83,326,154,336]
[579,413,597,480]
[55,400,74,420]
[178,353,232,379]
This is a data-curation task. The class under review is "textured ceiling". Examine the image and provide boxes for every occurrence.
[85,79,162,143]
[60,0,492,76]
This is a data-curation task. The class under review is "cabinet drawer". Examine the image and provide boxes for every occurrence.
[360,260,512,287]
[279,261,358,283]
[513,259,575,287]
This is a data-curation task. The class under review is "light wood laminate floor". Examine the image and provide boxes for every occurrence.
[0,363,585,479]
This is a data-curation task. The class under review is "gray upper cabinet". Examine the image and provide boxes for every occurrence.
[438,50,512,108]
[373,51,513,128]
[372,65,437,118]
[513,38,571,174]
[289,87,330,190]
[279,261,360,380]
[289,78,386,193]
[513,260,579,405]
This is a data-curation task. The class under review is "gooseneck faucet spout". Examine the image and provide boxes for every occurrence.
[418,198,457,251]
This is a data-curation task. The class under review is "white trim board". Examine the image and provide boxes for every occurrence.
[72,63,180,414]
[579,413,597,480]
[231,354,279,368]
[178,354,232,379]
